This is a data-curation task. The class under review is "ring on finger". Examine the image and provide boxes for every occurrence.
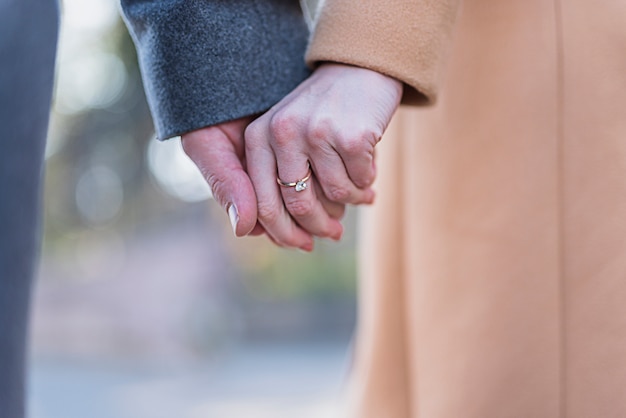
[277,163,312,192]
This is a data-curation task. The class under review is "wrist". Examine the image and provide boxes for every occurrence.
[317,62,403,103]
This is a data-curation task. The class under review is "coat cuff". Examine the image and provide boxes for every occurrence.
[121,0,311,140]
[305,0,459,105]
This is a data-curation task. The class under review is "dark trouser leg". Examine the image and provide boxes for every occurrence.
[0,0,59,416]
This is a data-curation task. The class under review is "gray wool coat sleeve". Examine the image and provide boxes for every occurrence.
[120,0,311,140]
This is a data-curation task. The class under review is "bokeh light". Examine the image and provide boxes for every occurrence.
[62,0,120,33]
[75,165,124,225]
[147,137,213,203]
[55,51,128,113]
[32,0,356,416]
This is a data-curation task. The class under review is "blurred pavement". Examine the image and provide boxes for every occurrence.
[29,343,349,418]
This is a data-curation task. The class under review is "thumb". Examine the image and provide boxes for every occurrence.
[217,164,258,237]
[181,127,258,237]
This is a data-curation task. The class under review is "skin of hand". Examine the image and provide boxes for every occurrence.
[181,116,347,250]
[244,63,403,251]
[181,116,265,237]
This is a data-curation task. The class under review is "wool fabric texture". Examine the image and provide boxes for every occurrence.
[0,0,59,416]
[121,0,311,140]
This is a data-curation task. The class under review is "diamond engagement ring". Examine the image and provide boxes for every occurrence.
[277,163,312,192]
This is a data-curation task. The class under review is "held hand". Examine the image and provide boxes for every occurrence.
[181,116,344,249]
[245,63,403,250]
[182,116,263,237]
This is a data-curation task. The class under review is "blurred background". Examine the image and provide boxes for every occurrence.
[29,1,358,417]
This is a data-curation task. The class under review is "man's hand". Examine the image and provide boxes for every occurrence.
[182,116,264,237]
[182,116,344,251]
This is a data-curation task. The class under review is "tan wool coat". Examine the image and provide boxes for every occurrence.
[306,0,626,417]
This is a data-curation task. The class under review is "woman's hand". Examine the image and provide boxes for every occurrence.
[245,63,403,250]
[181,115,347,249]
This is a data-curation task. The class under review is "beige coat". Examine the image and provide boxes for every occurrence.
[307,0,626,417]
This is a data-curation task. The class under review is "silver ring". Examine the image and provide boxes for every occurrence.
[277,163,312,192]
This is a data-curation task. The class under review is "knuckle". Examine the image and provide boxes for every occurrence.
[257,199,280,225]
[307,116,334,144]
[269,111,300,145]
[284,198,314,218]
[354,169,375,189]
[354,177,372,189]
[308,126,327,144]
[338,134,371,157]
[366,172,377,186]
[326,185,351,202]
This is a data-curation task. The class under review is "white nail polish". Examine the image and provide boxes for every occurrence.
[228,204,239,235]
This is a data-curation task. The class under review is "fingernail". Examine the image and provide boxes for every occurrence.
[228,204,239,236]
